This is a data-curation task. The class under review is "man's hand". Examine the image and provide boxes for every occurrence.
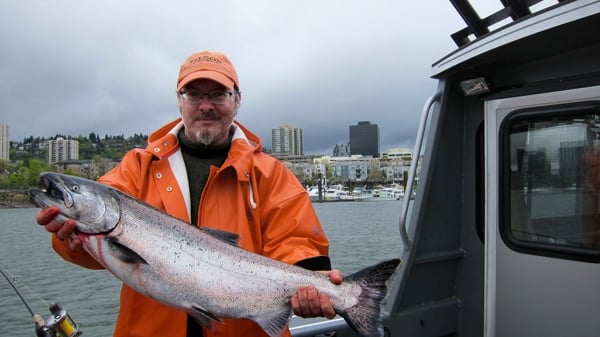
[36,207,82,251]
[291,269,342,319]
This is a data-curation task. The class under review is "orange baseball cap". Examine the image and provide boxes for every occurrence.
[177,51,239,91]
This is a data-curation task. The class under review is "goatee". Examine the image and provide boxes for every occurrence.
[194,130,215,145]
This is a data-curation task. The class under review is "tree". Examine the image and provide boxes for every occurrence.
[367,167,385,184]
[8,171,26,188]
[89,132,98,143]
[26,159,44,186]
[0,159,9,172]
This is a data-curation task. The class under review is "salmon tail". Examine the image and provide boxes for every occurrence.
[337,259,400,337]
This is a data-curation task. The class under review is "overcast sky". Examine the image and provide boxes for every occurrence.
[0,1,502,155]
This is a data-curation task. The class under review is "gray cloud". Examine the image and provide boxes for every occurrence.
[0,0,482,154]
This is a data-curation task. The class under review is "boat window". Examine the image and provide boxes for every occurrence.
[502,102,600,261]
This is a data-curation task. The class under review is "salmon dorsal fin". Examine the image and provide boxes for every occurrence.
[201,228,240,246]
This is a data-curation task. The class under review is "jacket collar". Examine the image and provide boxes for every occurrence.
[144,118,263,180]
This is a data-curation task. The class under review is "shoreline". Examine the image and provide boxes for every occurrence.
[0,191,34,209]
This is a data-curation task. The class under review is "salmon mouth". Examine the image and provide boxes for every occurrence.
[28,173,74,208]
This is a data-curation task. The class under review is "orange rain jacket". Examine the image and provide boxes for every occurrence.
[51,118,330,337]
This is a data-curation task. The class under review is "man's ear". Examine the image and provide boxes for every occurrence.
[234,91,242,115]
[176,94,182,114]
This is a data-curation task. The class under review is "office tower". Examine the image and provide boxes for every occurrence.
[349,121,380,157]
[272,124,303,156]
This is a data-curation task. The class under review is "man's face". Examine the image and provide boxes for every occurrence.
[177,79,240,146]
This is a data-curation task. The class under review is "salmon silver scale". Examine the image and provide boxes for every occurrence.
[29,172,400,337]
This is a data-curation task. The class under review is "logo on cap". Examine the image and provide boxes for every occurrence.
[188,55,222,66]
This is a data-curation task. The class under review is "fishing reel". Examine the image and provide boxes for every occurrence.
[34,303,82,337]
[0,266,83,337]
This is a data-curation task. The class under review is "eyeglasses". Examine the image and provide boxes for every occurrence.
[179,90,234,105]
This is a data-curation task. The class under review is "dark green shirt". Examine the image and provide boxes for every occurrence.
[177,129,231,226]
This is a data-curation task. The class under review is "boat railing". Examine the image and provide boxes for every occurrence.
[399,92,441,251]
[449,0,561,46]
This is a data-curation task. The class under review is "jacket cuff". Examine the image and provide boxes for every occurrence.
[294,256,332,271]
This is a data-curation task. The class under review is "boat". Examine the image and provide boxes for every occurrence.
[292,1,600,336]
[371,186,404,200]
[306,186,320,202]
[307,185,356,202]
[351,192,373,202]
[323,185,355,202]
[324,190,355,202]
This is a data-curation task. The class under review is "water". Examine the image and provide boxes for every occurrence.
[0,208,121,337]
[0,201,404,337]
[313,201,404,274]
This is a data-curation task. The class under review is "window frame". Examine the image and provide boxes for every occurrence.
[500,101,600,262]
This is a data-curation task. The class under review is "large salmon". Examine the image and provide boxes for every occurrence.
[29,172,400,337]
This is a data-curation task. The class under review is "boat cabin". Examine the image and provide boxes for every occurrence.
[292,0,600,336]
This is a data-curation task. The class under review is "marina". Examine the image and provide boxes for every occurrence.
[307,184,407,202]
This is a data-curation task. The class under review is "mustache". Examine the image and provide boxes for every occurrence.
[194,112,221,121]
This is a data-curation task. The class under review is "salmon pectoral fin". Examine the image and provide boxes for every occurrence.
[254,306,292,337]
[104,237,148,264]
[189,305,224,330]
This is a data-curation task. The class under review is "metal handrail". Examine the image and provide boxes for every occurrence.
[399,91,441,251]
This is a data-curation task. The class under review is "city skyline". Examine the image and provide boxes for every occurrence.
[0,2,486,156]
[1,120,412,158]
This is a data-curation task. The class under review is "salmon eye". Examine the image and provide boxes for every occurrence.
[71,184,80,192]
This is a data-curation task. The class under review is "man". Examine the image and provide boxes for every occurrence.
[36,50,341,337]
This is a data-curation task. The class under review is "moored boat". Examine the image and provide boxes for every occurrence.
[370,186,404,200]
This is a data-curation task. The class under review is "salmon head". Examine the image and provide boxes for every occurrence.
[29,172,120,234]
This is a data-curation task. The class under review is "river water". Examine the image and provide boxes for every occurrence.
[0,200,405,337]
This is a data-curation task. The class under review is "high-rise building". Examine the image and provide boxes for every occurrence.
[0,123,8,161]
[333,143,351,157]
[271,124,303,156]
[349,121,380,157]
[48,137,79,164]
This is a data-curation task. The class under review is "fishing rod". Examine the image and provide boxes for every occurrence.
[0,264,82,337]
